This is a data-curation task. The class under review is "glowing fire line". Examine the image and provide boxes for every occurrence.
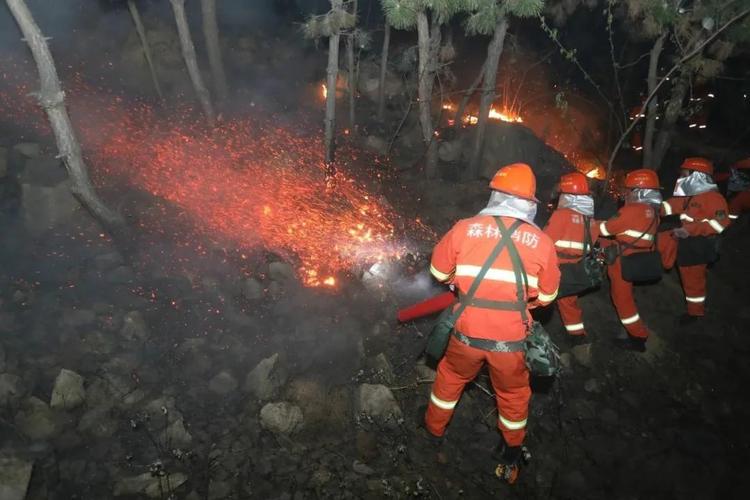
[2,62,433,287]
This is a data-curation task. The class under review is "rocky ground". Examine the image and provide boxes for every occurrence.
[2,133,750,500]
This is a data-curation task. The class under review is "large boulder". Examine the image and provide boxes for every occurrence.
[469,122,574,202]
[355,384,402,428]
[50,369,85,410]
[259,402,304,435]
[244,353,288,400]
[0,458,33,500]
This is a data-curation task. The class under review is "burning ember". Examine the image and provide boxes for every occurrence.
[321,83,327,100]
[2,60,432,288]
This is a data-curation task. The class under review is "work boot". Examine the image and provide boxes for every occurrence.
[613,332,646,353]
[678,314,702,327]
[493,443,526,484]
[416,405,448,464]
[568,334,590,347]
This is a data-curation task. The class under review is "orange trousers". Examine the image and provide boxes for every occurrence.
[679,264,707,316]
[557,295,586,336]
[608,257,649,338]
[658,235,707,316]
[425,336,530,447]
[729,191,750,218]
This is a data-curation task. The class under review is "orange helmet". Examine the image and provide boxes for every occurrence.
[732,157,750,170]
[559,172,590,195]
[489,163,538,201]
[681,157,713,175]
[624,169,660,189]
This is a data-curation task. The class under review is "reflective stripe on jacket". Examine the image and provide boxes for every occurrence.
[661,191,730,235]
[430,215,560,341]
[599,202,658,256]
[543,208,600,264]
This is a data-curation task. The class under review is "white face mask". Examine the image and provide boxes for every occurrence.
[558,194,595,217]
[479,191,538,225]
[673,171,717,196]
[628,188,662,206]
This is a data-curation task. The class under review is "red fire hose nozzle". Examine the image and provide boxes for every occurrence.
[396,291,456,323]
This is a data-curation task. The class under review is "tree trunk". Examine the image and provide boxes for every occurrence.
[346,0,357,130]
[127,0,163,101]
[453,60,486,129]
[417,11,441,179]
[5,0,125,231]
[170,0,215,126]
[200,0,228,102]
[642,33,666,168]
[377,23,390,121]
[466,17,508,180]
[652,70,690,170]
[324,0,343,165]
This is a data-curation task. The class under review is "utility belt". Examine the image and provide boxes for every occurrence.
[453,330,526,353]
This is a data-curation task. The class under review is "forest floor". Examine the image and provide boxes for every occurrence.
[2,134,750,500]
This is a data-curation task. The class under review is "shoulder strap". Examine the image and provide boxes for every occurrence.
[495,218,530,325]
[448,217,523,323]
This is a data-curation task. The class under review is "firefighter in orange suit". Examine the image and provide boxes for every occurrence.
[659,158,730,323]
[599,169,661,352]
[426,163,560,483]
[544,172,599,344]
[728,158,750,221]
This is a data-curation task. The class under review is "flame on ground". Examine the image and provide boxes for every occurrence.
[442,102,523,125]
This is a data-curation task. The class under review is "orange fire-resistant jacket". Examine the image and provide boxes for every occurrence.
[599,203,659,255]
[660,191,730,236]
[430,215,560,341]
[544,208,600,264]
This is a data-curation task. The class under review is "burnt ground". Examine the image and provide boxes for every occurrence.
[2,142,750,500]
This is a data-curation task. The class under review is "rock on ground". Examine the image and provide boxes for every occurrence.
[367,353,395,384]
[120,311,149,341]
[50,369,85,410]
[0,373,24,407]
[245,353,288,400]
[113,472,188,498]
[0,146,7,178]
[242,278,263,300]
[571,344,593,368]
[355,384,402,428]
[259,402,304,435]
[159,418,193,448]
[0,458,33,500]
[13,142,41,158]
[209,371,238,395]
[15,397,60,441]
[268,261,296,282]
